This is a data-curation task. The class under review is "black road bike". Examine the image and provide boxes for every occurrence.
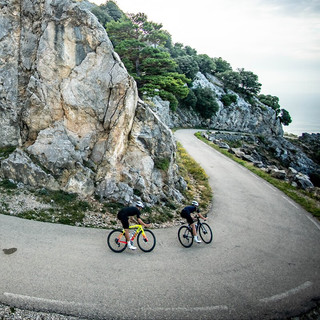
[178,215,213,248]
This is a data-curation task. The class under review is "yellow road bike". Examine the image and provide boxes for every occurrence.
[107,224,156,253]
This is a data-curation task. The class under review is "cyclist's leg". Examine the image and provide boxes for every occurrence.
[183,212,196,236]
[191,222,197,236]
[117,212,130,242]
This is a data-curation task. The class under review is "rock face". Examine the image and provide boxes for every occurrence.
[0,0,183,205]
[153,72,283,137]
[202,131,320,189]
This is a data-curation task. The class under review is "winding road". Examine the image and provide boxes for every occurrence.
[1,129,320,319]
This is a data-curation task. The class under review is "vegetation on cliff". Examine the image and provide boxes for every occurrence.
[91,1,292,125]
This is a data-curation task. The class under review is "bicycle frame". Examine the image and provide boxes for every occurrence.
[116,224,147,244]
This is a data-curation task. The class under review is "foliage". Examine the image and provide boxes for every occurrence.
[0,179,17,190]
[101,1,123,21]
[105,13,189,109]
[258,94,280,114]
[237,68,262,96]
[175,55,199,80]
[217,68,261,97]
[258,94,292,125]
[0,146,16,159]
[179,89,197,109]
[193,87,219,118]
[196,54,216,75]
[279,108,292,126]
[90,1,123,26]
[90,7,112,26]
[95,2,294,123]
[221,94,237,106]
[213,57,232,73]
[154,157,170,171]
[176,142,212,212]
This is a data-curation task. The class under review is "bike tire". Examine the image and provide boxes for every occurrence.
[107,229,127,253]
[199,222,213,244]
[137,230,156,252]
[178,225,193,248]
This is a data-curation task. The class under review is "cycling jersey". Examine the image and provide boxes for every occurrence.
[118,206,141,229]
[181,205,199,225]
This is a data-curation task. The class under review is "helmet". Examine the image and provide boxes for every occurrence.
[191,201,199,207]
[136,201,144,208]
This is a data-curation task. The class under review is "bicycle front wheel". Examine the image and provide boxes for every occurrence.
[199,223,213,244]
[107,229,127,253]
[137,230,156,252]
[178,225,193,248]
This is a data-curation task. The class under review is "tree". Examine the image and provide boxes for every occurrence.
[217,69,261,97]
[258,94,281,115]
[179,89,197,109]
[216,70,241,92]
[175,55,199,80]
[213,57,232,73]
[90,6,112,26]
[279,109,292,126]
[196,54,216,75]
[105,13,189,109]
[193,87,219,118]
[237,68,261,96]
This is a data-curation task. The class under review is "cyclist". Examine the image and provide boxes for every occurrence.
[180,201,207,243]
[117,201,150,250]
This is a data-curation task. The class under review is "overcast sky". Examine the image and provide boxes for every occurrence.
[90,0,320,134]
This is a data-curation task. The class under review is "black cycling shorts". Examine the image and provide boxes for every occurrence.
[117,212,129,229]
[181,209,194,225]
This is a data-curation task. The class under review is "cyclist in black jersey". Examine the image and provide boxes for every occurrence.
[181,201,207,243]
[117,201,150,250]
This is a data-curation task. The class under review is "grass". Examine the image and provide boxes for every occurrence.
[0,183,91,226]
[176,142,212,213]
[195,132,320,219]
[0,146,16,159]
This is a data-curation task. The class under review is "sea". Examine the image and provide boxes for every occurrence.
[284,119,320,137]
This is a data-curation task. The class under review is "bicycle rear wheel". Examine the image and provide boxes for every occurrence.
[107,229,127,252]
[137,230,156,252]
[199,223,213,244]
[178,225,193,248]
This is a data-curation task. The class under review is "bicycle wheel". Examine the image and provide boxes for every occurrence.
[107,229,127,253]
[199,223,213,244]
[137,230,156,252]
[178,225,193,248]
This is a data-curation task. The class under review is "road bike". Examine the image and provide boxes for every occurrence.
[178,215,213,248]
[107,224,156,253]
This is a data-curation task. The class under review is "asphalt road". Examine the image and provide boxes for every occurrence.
[1,129,320,320]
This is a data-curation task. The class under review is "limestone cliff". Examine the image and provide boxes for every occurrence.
[153,72,283,137]
[0,0,183,205]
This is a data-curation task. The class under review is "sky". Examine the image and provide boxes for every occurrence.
[90,0,320,135]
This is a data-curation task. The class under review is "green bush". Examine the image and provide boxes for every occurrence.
[221,94,237,106]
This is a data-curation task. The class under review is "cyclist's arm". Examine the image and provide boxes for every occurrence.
[138,217,151,228]
[197,213,207,221]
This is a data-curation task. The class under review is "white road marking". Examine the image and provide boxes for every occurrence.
[150,305,229,312]
[306,215,320,231]
[3,292,93,308]
[259,281,312,303]
[262,181,277,192]
[281,196,299,209]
